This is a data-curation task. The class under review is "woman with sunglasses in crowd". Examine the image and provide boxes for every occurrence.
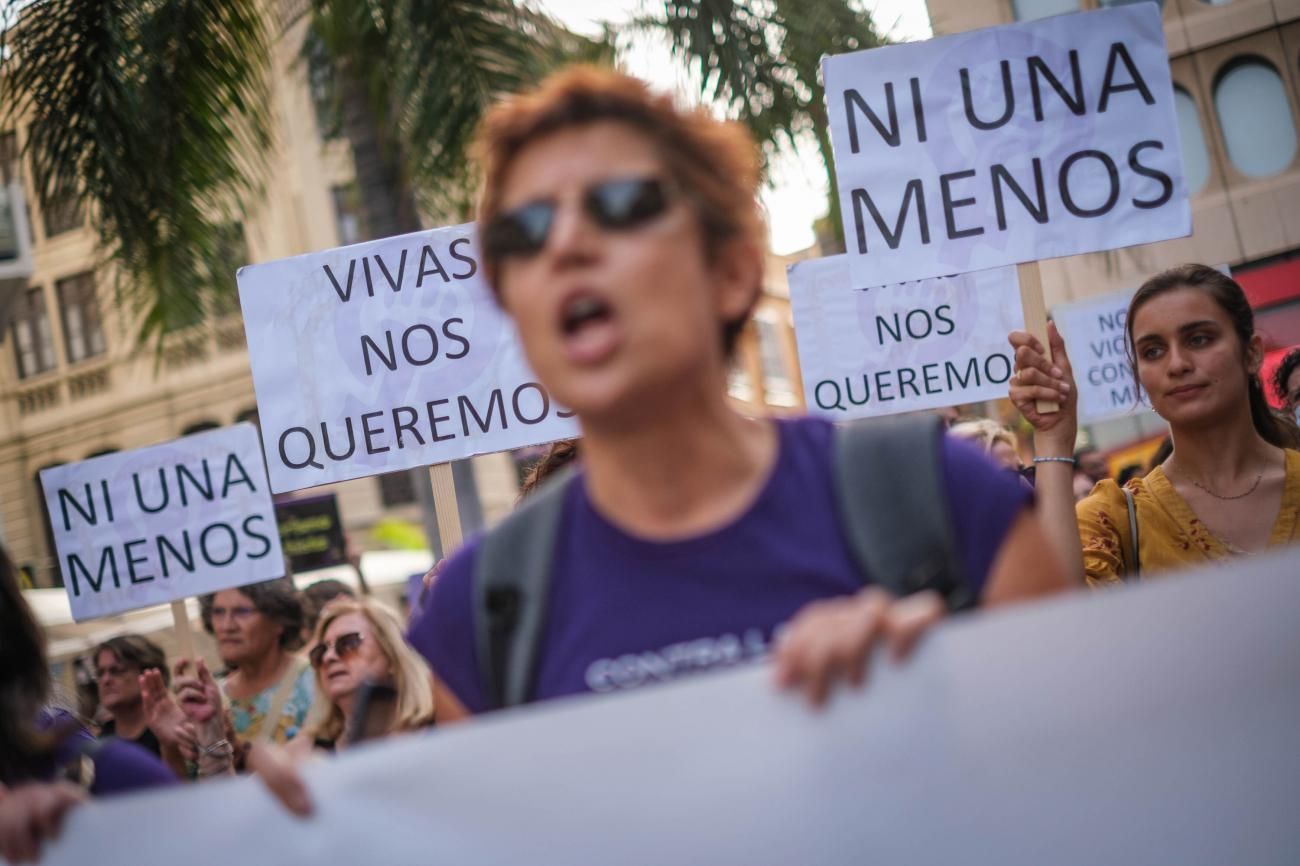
[294,596,435,756]
[1009,264,1300,585]
[408,67,1068,721]
[237,597,436,816]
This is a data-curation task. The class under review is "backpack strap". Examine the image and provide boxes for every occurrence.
[473,468,575,710]
[832,416,973,612]
[1122,485,1141,581]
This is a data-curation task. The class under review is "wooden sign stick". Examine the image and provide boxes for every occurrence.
[428,462,465,558]
[1017,261,1060,415]
[171,599,196,660]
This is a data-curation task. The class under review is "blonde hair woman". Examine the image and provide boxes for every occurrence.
[292,597,435,755]
[949,419,1023,473]
[250,597,437,816]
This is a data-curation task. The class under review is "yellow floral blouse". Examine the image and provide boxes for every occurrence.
[1077,448,1300,587]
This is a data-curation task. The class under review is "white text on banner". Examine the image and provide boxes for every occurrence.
[38,424,284,622]
[790,256,1024,418]
[823,4,1190,287]
[237,225,579,493]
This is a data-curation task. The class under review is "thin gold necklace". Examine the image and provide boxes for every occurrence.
[1168,463,1262,501]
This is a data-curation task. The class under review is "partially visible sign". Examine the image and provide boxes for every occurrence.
[274,494,347,574]
[823,4,1190,287]
[789,256,1023,418]
[39,425,284,621]
[238,224,579,494]
[1052,286,1140,423]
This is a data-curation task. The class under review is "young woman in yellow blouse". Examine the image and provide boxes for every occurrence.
[1008,264,1300,586]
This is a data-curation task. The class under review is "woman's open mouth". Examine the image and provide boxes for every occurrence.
[559,291,621,365]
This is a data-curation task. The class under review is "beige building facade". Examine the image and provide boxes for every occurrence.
[0,14,806,590]
[926,0,1300,449]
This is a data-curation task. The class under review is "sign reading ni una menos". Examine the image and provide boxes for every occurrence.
[823,4,1190,287]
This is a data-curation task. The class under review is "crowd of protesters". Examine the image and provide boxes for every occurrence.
[3,65,1299,862]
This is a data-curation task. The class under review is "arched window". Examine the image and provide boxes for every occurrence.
[1174,87,1211,194]
[1214,60,1298,178]
[1010,0,1078,21]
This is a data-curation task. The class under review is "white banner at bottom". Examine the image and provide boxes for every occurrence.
[44,550,1300,866]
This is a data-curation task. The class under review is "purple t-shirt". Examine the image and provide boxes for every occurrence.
[35,712,177,795]
[409,417,1030,714]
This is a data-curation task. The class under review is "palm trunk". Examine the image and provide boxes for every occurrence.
[337,69,485,555]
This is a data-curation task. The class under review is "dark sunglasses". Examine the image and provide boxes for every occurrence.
[482,176,673,261]
[309,631,365,668]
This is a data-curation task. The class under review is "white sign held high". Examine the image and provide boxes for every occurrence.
[823,4,1190,287]
[39,424,284,622]
[790,257,1024,419]
[239,225,579,493]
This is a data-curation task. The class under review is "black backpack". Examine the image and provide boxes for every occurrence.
[472,415,971,710]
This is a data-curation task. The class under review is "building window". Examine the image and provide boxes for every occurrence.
[0,134,19,264]
[1213,60,1298,178]
[727,358,753,402]
[1010,0,1078,21]
[56,272,106,364]
[0,132,16,184]
[211,222,248,316]
[12,286,57,378]
[1174,88,1211,195]
[38,183,83,238]
[332,184,365,246]
[378,469,418,507]
[755,316,796,406]
[36,464,65,588]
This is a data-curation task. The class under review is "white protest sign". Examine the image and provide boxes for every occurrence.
[43,549,1300,866]
[237,225,579,493]
[823,4,1190,287]
[38,424,283,622]
[1052,264,1231,424]
[790,257,1024,418]
[1052,286,1141,423]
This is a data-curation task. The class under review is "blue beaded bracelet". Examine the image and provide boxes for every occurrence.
[1032,456,1076,466]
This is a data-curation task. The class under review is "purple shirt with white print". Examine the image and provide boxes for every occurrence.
[408,416,1030,714]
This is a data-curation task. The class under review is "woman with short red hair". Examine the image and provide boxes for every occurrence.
[410,67,1067,719]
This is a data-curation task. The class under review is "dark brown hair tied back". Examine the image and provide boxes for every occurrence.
[1125,264,1289,449]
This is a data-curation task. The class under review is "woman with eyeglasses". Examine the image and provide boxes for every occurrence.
[198,579,314,746]
[406,67,1068,721]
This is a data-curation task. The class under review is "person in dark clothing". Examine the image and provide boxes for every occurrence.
[93,634,168,758]
[0,547,174,862]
